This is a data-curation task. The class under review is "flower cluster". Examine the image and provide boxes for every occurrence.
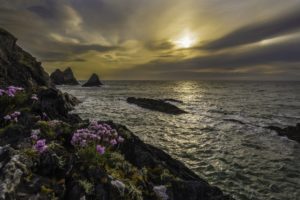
[34,139,48,153]
[71,121,124,155]
[4,111,21,122]
[31,94,39,101]
[42,112,49,121]
[31,129,40,140]
[0,86,23,97]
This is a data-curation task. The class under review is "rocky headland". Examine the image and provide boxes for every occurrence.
[0,28,232,200]
[0,28,49,89]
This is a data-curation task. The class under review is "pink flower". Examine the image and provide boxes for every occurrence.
[3,111,21,122]
[6,86,23,97]
[96,145,105,155]
[42,112,48,120]
[11,111,21,118]
[31,129,40,140]
[31,94,39,101]
[31,134,38,140]
[34,139,48,153]
[0,89,6,96]
[117,136,124,143]
[110,139,117,146]
[3,115,11,120]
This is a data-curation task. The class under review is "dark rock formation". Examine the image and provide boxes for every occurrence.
[50,69,64,85]
[0,28,49,89]
[50,67,79,85]
[267,123,300,143]
[82,73,102,87]
[127,97,187,115]
[32,87,81,123]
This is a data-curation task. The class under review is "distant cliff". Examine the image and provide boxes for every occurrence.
[0,28,49,89]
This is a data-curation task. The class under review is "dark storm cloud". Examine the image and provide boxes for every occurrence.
[35,42,119,61]
[65,43,119,54]
[202,8,300,50]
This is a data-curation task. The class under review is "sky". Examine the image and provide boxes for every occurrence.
[0,0,300,80]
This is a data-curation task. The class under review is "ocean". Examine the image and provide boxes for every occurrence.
[59,81,300,200]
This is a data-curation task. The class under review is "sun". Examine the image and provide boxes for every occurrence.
[174,34,195,48]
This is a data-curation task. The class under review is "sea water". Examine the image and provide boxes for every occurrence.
[59,81,300,200]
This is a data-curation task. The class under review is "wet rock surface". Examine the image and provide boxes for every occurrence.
[267,123,300,143]
[127,97,187,115]
[82,73,103,87]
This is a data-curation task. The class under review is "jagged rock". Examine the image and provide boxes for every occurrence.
[0,28,49,89]
[32,87,81,123]
[169,180,230,200]
[267,123,300,143]
[0,146,32,200]
[50,69,64,85]
[114,123,232,200]
[127,97,187,115]
[82,73,102,87]
[50,67,79,85]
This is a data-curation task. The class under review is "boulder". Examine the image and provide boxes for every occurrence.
[0,28,49,89]
[82,73,102,87]
[267,123,300,143]
[127,97,187,115]
[50,67,79,85]
[32,87,81,123]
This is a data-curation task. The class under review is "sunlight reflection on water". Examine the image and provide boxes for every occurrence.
[59,81,300,200]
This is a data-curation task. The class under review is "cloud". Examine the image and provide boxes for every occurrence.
[115,38,300,80]
[202,8,300,50]
[0,0,300,80]
[144,40,175,51]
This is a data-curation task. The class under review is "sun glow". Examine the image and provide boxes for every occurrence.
[174,33,196,48]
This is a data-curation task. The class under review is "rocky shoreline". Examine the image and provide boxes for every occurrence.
[0,27,232,199]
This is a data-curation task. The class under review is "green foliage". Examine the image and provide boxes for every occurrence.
[125,182,143,200]
[0,92,30,114]
[77,144,106,166]
[0,123,24,137]
[22,148,39,159]
[47,142,67,168]
[35,121,56,139]
[78,180,94,194]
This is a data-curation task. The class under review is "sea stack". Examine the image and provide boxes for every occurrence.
[50,67,79,85]
[82,73,103,87]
